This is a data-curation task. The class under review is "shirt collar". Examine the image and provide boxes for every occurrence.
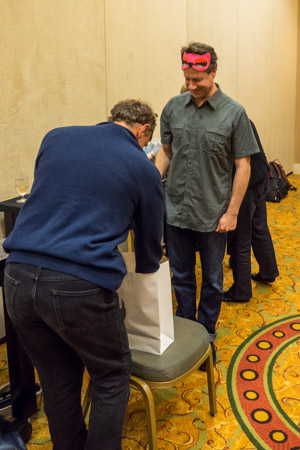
[184,84,222,110]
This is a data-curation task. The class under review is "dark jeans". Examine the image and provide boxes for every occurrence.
[166,224,226,340]
[4,263,131,450]
[227,178,279,299]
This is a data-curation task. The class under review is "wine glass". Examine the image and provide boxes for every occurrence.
[15,177,29,203]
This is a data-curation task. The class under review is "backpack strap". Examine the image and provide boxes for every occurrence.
[269,161,281,179]
[270,160,297,191]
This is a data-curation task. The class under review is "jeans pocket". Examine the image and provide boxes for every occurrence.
[4,270,19,319]
[52,287,115,332]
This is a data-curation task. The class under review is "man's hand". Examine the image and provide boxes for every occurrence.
[216,211,238,232]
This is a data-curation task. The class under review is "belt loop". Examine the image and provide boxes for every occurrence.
[118,294,122,309]
[35,266,43,281]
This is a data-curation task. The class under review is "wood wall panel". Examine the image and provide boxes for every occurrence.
[185,0,298,170]
[237,0,273,160]
[105,0,187,127]
[186,0,239,98]
[269,0,298,171]
[0,0,106,202]
[294,0,300,170]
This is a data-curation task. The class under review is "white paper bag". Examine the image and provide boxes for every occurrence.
[117,252,174,355]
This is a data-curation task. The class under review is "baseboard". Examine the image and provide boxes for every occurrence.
[293,164,300,174]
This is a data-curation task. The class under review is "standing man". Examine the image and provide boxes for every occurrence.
[155,42,259,366]
[3,99,164,450]
[224,121,279,303]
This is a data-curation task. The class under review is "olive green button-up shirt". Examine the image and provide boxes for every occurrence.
[160,86,259,232]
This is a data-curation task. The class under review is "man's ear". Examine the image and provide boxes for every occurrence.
[137,124,151,137]
[211,66,217,77]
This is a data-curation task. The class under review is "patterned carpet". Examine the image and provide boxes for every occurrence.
[0,174,299,449]
[227,315,300,449]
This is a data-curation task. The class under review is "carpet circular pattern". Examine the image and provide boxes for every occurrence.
[227,315,300,450]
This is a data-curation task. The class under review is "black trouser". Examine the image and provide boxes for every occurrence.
[227,178,279,300]
[4,263,131,450]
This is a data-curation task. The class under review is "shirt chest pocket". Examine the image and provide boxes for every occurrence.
[171,126,184,154]
[201,127,229,154]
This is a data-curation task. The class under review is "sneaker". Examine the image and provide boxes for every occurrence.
[223,290,250,303]
[251,273,275,284]
[199,342,216,371]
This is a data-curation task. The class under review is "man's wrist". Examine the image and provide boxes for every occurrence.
[225,209,238,218]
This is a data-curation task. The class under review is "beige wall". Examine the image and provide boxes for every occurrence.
[295,0,300,169]
[186,0,298,170]
[0,0,107,203]
[0,0,299,210]
[105,0,187,128]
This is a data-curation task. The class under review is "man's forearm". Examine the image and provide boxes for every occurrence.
[155,144,172,178]
[228,157,251,216]
[216,156,251,232]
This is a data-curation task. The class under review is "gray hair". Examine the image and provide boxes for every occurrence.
[108,99,157,133]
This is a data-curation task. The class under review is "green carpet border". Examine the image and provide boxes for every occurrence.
[226,314,300,450]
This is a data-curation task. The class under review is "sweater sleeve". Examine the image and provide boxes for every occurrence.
[133,166,164,273]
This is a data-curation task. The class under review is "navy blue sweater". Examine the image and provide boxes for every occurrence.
[4,122,164,290]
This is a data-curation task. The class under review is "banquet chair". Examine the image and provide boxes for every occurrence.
[82,316,217,450]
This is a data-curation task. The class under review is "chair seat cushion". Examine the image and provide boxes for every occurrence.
[131,316,210,382]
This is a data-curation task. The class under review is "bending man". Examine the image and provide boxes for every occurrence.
[4,99,164,450]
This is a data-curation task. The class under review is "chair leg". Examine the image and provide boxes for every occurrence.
[206,347,217,417]
[82,379,92,420]
[130,375,158,450]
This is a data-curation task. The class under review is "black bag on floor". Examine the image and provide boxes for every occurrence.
[266,160,296,202]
